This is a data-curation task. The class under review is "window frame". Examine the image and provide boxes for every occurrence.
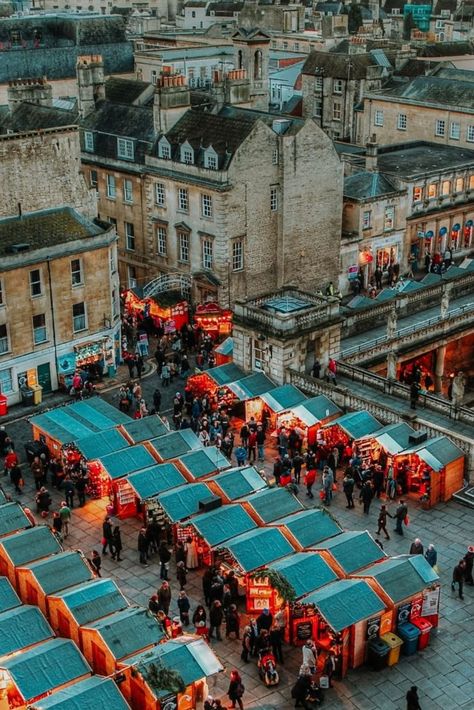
[413,186,423,202]
[32,313,47,345]
[0,279,4,307]
[128,266,137,289]
[374,109,384,127]
[0,368,13,394]
[123,178,133,204]
[117,137,134,161]
[455,177,464,193]
[90,169,98,189]
[30,269,42,298]
[178,187,189,212]
[0,324,9,355]
[467,126,474,143]
[232,240,244,271]
[84,131,94,152]
[441,180,451,196]
[178,231,190,263]
[201,193,213,218]
[397,113,407,131]
[314,76,323,92]
[125,222,135,251]
[155,182,166,207]
[106,174,116,200]
[384,205,395,231]
[157,225,167,256]
[333,102,342,121]
[427,183,437,199]
[333,78,343,94]
[270,186,278,212]
[435,119,446,137]
[362,210,372,230]
[202,238,213,269]
[72,302,87,333]
[450,122,460,140]
[71,258,83,287]
[159,139,171,159]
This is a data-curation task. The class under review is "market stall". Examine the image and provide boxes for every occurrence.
[240,486,304,525]
[146,430,202,463]
[0,605,53,657]
[186,362,245,405]
[321,411,383,465]
[206,465,268,503]
[123,288,189,334]
[227,372,277,421]
[310,531,386,577]
[0,578,21,614]
[0,502,31,539]
[282,395,342,448]
[194,301,232,340]
[47,578,129,647]
[98,445,158,516]
[119,415,169,445]
[155,483,215,542]
[393,435,465,507]
[0,525,62,585]
[260,384,307,417]
[269,508,342,551]
[176,447,230,482]
[127,463,188,522]
[356,422,418,476]
[74,429,130,462]
[214,336,233,365]
[29,675,133,710]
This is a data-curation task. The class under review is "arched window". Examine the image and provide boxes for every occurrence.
[254,50,262,80]
[237,50,243,69]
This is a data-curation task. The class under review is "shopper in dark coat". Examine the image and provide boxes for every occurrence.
[10,464,23,494]
[409,538,424,555]
[256,608,273,633]
[463,546,474,585]
[138,527,148,566]
[177,590,190,626]
[158,541,171,580]
[394,500,408,535]
[359,480,374,514]
[111,525,123,561]
[452,560,466,600]
[209,600,224,640]
[343,470,355,508]
[269,623,283,663]
[225,604,240,639]
[227,670,244,710]
[157,581,171,615]
[102,517,114,555]
[377,505,392,540]
[176,561,187,590]
[291,675,312,709]
[406,685,422,710]
[202,567,214,607]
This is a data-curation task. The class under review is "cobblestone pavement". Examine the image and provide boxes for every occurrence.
[2,358,474,710]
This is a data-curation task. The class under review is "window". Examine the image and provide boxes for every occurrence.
[201,193,212,218]
[450,122,460,140]
[117,137,134,160]
[84,131,94,152]
[90,169,98,189]
[428,183,437,199]
[384,206,395,230]
[232,240,243,271]
[205,152,217,170]
[314,100,322,118]
[333,79,343,94]
[30,269,42,297]
[157,226,167,256]
[314,76,323,91]
[71,259,83,286]
[106,174,116,199]
[253,338,265,371]
[110,248,117,274]
[374,110,384,127]
[33,314,47,344]
[72,302,87,332]
[182,146,194,165]
[128,266,137,288]
[362,210,372,230]
[178,231,189,262]
[0,368,13,394]
[125,222,135,251]
[441,180,451,196]
[0,324,8,354]
[270,186,278,211]
[435,119,446,137]
[112,288,119,318]
[0,280,3,306]
[155,182,166,207]
[470,175,474,190]
[413,186,423,202]
[467,126,474,143]
[397,113,407,130]
[151,70,157,85]
[272,148,279,165]
[202,239,213,269]
[455,177,464,193]
[123,179,133,203]
[178,188,189,211]
[333,102,341,120]
[159,139,171,159]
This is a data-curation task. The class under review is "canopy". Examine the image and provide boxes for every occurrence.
[354,555,439,604]
[0,502,30,538]
[50,579,128,626]
[206,362,245,386]
[0,637,90,701]
[207,466,267,500]
[271,509,342,548]
[127,463,187,501]
[99,444,157,481]
[0,605,53,656]
[270,552,338,599]
[191,504,257,547]
[30,399,130,444]
[224,527,295,573]
[29,676,132,710]
[401,435,464,471]
[178,447,230,480]
[312,531,386,574]
[290,395,342,427]
[228,372,276,401]
[149,430,201,461]
[0,577,21,613]
[21,551,93,596]
[83,607,164,660]
[323,410,382,439]
[0,487,7,505]
[260,384,307,413]
[74,429,129,461]
[302,579,385,632]
[366,422,417,455]
[120,415,168,444]
[1,525,62,566]
[158,482,212,523]
[241,487,303,523]
[214,337,233,356]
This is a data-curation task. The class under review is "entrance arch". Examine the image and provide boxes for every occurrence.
[143,273,192,300]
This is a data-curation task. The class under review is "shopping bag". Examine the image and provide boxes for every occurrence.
[319,490,325,500]
[319,675,329,689]
[404,515,410,526]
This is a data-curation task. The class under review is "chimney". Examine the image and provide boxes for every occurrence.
[153,72,191,133]
[7,77,53,111]
[76,55,105,119]
[366,134,378,171]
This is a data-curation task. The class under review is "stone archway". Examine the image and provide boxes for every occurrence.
[143,273,192,300]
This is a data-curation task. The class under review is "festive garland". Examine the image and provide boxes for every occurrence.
[133,660,186,696]
[250,568,296,603]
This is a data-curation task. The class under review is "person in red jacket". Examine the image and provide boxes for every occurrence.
[4,449,19,477]
[247,430,257,463]
[305,468,316,499]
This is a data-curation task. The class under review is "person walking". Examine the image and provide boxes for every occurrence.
[376,504,392,540]
[424,544,437,568]
[102,517,114,556]
[158,541,171,580]
[406,685,422,710]
[322,466,334,506]
[269,623,283,663]
[10,464,23,494]
[409,538,424,555]
[59,502,71,537]
[410,381,421,410]
[158,581,171,615]
[247,429,257,464]
[138,527,149,566]
[75,475,87,507]
[225,604,240,639]
[111,525,123,561]
[90,550,102,577]
[256,426,266,462]
[343,470,355,508]
[305,467,316,499]
[63,475,75,509]
[176,561,187,590]
[209,600,224,641]
[177,590,190,626]
[227,670,245,710]
[291,673,313,709]
[394,499,408,535]
[360,480,374,515]
[463,545,474,585]
[31,456,45,491]
[452,560,466,600]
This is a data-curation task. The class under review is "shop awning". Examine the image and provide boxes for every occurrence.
[30,399,131,444]
[312,531,386,574]
[0,637,91,701]
[74,429,129,461]
[83,607,164,660]
[127,463,187,501]
[227,372,276,401]
[149,430,202,461]
[240,487,304,523]
[354,555,439,604]
[0,502,30,538]
[290,395,342,427]
[178,447,230,480]
[158,482,213,523]
[323,410,382,439]
[191,504,257,547]
[214,337,233,356]
[119,415,169,444]
[401,435,464,471]
[260,384,307,413]
[29,676,132,710]
[301,579,385,633]
[0,578,21,613]
[0,605,53,657]
[21,551,93,596]
[366,422,417,455]
[207,362,244,386]
[51,579,128,626]
[1,526,62,567]
[271,509,342,548]
[99,445,157,481]
[270,552,338,599]
[207,466,268,500]
[223,527,295,573]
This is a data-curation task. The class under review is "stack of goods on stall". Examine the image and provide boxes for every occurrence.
[61,443,107,499]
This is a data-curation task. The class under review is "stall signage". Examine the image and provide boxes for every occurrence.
[161,695,178,710]
[379,610,393,635]
[347,265,359,281]
[410,594,423,620]
[366,616,381,639]
[296,621,313,641]
[164,319,177,334]
[396,603,411,627]
[422,588,440,616]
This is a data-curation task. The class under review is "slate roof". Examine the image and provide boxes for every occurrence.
[105,77,153,105]
[402,435,464,471]
[149,429,202,461]
[241,487,303,523]
[375,74,474,110]
[324,410,382,439]
[120,415,168,444]
[127,463,187,500]
[260,384,307,413]
[272,508,342,548]
[343,171,401,201]
[0,502,30,538]
[290,395,341,427]
[0,102,77,136]
[50,579,129,626]
[354,555,439,603]
[30,676,132,710]
[227,372,276,400]
[0,525,62,567]
[377,141,474,178]
[20,551,93,596]
[0,578,21,613]
[206,362,245,386]
[369,422,417,454]
[418,41,473,57]
[207,466,268,500]
[0,605,53,656]
[302,579,385,632]
[270,552,338,598]
[395,58,437,77]
[313,531,386,574]
[83,607,164,659]
[302,51,382,78]
[191,503,257,546]
[433,0,457,13]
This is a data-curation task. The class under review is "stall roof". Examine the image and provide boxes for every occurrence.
[0,525,62,566]
[271,509,342,548]
[0,487,7,505]
[402,435,465,471]
[354,555,439,604]
[260,384,307,413]
[83,607,164,660]
[312,531,386,574]
[290,395,342,427]
[20,551,93,596]
[241,487,303,523]
[99,444,157,480]
[302,579,385,632]
[178,447,230,479]
[208,466,267,500]
[120,415,168,444]
[228,372,276,401]
[206,362,244,386]
[191,504,257,547]
[30,676,132,710]
[51,579,129,626]
[367,422,417,455]
[0,578,21,613]
[149,429,201,460]
[0,605,53,656]
[30,399,130,443]
[323,410,382,439]
[214,337,233,357]
[0,502,30,538]
[0,637,90,701]
[127,463,187,501]
[224,527,295,573]
[74,429,129,461]
[157,482,212,523]
[270,552,338,599]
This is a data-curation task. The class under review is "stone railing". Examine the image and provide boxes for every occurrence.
[233,294,339,337]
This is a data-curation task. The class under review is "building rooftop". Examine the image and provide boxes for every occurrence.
[0,102,77,137]
[418,41,473,57]
[302,50,387,78]
[377,141,474,178]
[343,171,402,200]
[373,73,474,111]
[104,77,154,105]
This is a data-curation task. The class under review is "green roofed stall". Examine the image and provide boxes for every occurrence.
[190,504,257,547]
[228,372,276,401]
[354,554,439,604]
[223,527,295,573]
[82,607,164,661]
[0,578,21,613]
[241,486,303,523]
[207,362,245,386]
[271,509,342,548]
[19,550,93,597]
[0,525,62,568]
[127,463,187,501]
[363,422,417,455]
[207,466,267,501]
[214,337,233,358]
[0,605,53,656]
[120,415,168,444]
[402,435,464,471]
[290,395,342,427]
[29,676,132,710]
[0,502,30,538]
[269,552,338,599]
[323,410,382,439]
[157,483,212,523]
[99,444,157,481]
[301,579,386,633]
[178,447,230,480]
[312,531,386,574]
[50,578,128,627]
[260,384,307,413]
[74,429,129,461]
[149,429,202,462]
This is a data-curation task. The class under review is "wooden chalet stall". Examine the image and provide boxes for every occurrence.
[80,606,165,676]
[175,447,230,482]
[281,395,342,448]
[227,372,277,421]
[0,526,62,585]
[47,578,129,646]
[16,550,94,614]
[300,579,387,677]
[0,578,21,614]
[259,384,307,431]
[206,466,268,503]
[119,636,223,710]
[214,336,233,365]
[321,411,383,465]
[187,362,245,404]
[186,503,257,568]
[240,486,304,526]
[0,605,53,657]
[269,508,342,551]
[310,531,387,577]
[99,445,158,517]
[194,301,232,339]
[356,422,417,473]
[29,675,132,710]
[0,503,31,539]
[127,463,188,523]
[122,288,189,333]
[71,429,130,499]
[155,482,214,546]
[0,637,91,709]
[145,430,202,464]
[119,415,169,445]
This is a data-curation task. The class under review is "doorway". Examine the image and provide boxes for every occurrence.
[37,362,52,393]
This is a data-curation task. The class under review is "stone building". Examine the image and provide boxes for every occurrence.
[238,0,305,34]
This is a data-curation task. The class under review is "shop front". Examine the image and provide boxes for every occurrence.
[206,466,268,503]
[194,302,233,340]
[227,372,277,422]
[214,336,233,366]
[321,411,383,466]
[282,395,342,448]
[373,234,402,281]
[355,422,418,482]
[259,384,307,435]
[123,289,189,334]
[270,508,342,551]
[186,363,245,404]
[125,463,188,522]
[98,445,158,514]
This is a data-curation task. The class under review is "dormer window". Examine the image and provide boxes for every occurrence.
[204,147,218,170]
[158,137,171,159]
[117,137,134,161]
[84,131,94,152]
[181,142,194,165]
